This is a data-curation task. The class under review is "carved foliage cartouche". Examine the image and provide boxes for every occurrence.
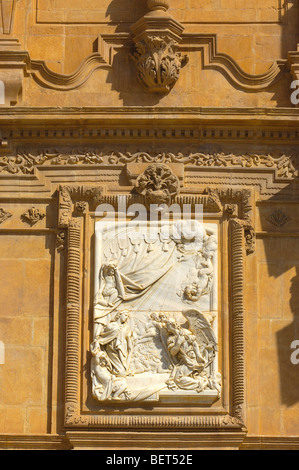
[131,0,188,94]
[132,35,187,94]
[135,163,180,204]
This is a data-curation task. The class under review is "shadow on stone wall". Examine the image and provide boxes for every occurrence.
[259,182,299,407]
[276,267,299,406]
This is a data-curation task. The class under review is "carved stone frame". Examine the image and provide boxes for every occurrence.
[58,183,253,431]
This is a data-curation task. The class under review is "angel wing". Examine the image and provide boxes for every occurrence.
[182,309,218,352]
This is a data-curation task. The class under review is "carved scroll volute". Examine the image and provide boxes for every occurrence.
[131,0,188,94]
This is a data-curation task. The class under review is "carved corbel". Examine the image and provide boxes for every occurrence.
[0,39,28,106]
[131,0,188,93]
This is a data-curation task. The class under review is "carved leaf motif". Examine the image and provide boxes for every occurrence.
[132,36,188,94]
[268,210,291,228]
[135,163,180,204]
[21,206,45,225]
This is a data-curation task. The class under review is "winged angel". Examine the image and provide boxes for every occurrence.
[152,309,221,397]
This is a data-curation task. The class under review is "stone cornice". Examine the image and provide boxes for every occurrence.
[1,106,299,119]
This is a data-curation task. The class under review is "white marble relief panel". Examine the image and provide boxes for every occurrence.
[92,219,220,404]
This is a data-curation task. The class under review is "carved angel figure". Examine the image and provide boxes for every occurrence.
[94,263,125,307]
[152,309,220,395]
[163,319,208,392]
[182,309,218,367]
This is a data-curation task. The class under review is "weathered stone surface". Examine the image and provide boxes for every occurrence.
[0,0,299,451]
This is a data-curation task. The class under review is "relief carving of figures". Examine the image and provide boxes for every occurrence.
[92,219,221,403]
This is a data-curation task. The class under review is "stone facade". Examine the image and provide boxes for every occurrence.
[0,0,299,450]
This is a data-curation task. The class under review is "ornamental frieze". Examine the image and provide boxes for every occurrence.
[0,151,298,180]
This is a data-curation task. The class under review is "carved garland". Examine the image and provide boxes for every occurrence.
[59,181,249,429]
[1,151,298,180]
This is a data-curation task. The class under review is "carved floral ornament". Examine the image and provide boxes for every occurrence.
[132,35,188,94]
[0,151,298,180]
[268,210,291,228]
[135,163,180,204]
[21,206,45,225]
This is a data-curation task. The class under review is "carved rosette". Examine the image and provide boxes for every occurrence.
[132,35,187,94]
[135,163,180,204]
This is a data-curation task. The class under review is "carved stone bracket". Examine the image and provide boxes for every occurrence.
[131,0,188,93]
[0,39,27,106]
[0,206,12,224]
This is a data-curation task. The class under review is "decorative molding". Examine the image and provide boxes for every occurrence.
[21,206,45,225]
[230,220,245,423]
[241,436,299,451]
[0,434,71,450]
[0,29,288,102]
[65,430,247,450]
[58,185,104,228]
[182,34,286,92]
[0,35,114,104]
[0,207,12,224]
[1,151,298,181]
[135,163,180,204]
